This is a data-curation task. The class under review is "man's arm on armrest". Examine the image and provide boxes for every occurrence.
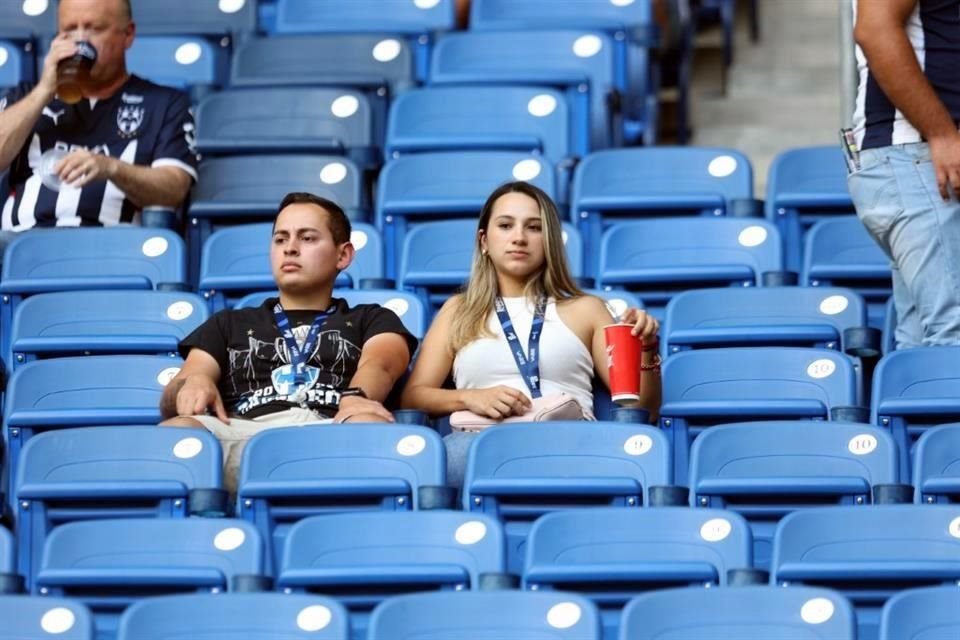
[160,348,224,420]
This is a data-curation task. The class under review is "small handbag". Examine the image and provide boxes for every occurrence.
[449,392,585,433]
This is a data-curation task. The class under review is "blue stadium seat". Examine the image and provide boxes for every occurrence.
[913,424,960,504]
[278,511,505,639]
[0,39,31,89]
[524,508,752,639]
[872,347,960,479]
[690,421,899,569]
[127,36,226,102]
[621,586,856,640]
[15,427,223,592]
[661,347,858,478]
[3,356,183,515]
[771,505,960,640]
[0,228,187,368]
[431,30,625,152]
[397,219,583,314]
[0,596,93,639]
[574,148,757,271]
[663,287,873,356]
[187,155,366,284]
[376,151,556,278]
[0,526,18,594]
[0,1,55,42]
[879,586,960,640]
[463,421,671,575]
[9,290,208,370]
[766,146,855,271]
[369,591,601,640]
[118,593,349,640]
[130,0,257,40]
[597,218,782,317]
[271,0,455,82]
[36,518,265,640]
[802,216,891,329]
[198,222,383,311]
[236,424,445,571]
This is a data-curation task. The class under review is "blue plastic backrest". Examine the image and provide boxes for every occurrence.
[385,86,570,165]
[661,348,857,419]
[129,0,257,37]
[573,148,755,215]
[663,287,867,353]
[914,424,960,503]
[802,217,890,285]
[238,424,445,506]
[766,145,854,215]
[199,222,382,294]
[621,586,856,640]
[0,40,27,88]
[0,596,94,639]
[879,586,960,640]
[470,0,652,35]
[38,518,264,589]
[118,593,349,640]
[871,347,960,425]
[0,2,56,40]
[3,355,182,427]
[231,35,415,93]
[524,508,752,588]
[16,426,223,500]
[690,421,899,498]
[463,422,671,509]
[0,228,186,293]
[127,36,223,91]
[369,591,601,640]
[280,512,505,589]
[10,291,208,360]
[196,88,373,154]
[598,219,782,288]
[0,527,12,574]
[274,0,455,34]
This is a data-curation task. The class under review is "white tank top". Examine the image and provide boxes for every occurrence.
[453,297,595,418]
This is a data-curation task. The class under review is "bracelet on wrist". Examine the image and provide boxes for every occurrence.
[641,340,660,353]
[640,353,662,372]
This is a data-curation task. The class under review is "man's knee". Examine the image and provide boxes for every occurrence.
[160,416,205,429]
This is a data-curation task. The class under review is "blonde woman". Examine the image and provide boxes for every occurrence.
[401,181,661,486]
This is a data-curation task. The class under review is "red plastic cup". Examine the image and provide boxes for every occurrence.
[604,323,642,404]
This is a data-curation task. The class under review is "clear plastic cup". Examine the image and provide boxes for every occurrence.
[39,147,69,191]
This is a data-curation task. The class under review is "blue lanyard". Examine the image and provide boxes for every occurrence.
[273,302,333,385]
[494,296,547,398]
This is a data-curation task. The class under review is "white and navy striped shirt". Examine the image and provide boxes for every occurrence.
[0,75,197,230]
[853,0,960,150]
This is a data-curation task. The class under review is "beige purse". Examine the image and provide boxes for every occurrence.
[449,392,585,433]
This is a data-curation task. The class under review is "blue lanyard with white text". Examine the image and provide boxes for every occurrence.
[494,296,546,398]
[273,302,333,385]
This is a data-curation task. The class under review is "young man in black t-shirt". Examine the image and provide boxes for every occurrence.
[160,192,417,490]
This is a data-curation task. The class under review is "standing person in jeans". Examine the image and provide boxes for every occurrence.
[849,0,960,348]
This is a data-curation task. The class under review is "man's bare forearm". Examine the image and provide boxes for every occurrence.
[0,85,52,171]
[107,162,192,209]
[159,378,187,419]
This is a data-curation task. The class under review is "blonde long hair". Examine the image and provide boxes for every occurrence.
[450,181,584,351]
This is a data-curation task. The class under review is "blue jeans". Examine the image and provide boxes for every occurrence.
[847,142,960,347]
[443,431,477,490]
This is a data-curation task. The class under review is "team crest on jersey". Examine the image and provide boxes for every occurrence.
[117,104,145,137]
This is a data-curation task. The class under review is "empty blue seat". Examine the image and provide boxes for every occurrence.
[9,290,208,370]
[130,0,257,40]
[118,593,349,640]
[370,591,601,640]
[524,508,752,639]
[37,518,265,640]
[376,151,556,278]
[879,586,960,640]
[127,36,226,102]
[0,1,55,42]
[873,347,960,479]
[3,355,183,514]
[199,222,382,311]
[236,424,445,571]
[0,596,93,639]
[771,505,960,640]
[278,511,505,639]
[690,421,899,569]
[0,526,17,594]
[463,422,671,575]
[913,424,960,504]
[663,287,873,356]
[766,146,855,271]
[661,347,858,478]
[597,218,782,316]
[803,216,891,329]
[621,586,856,640]
[15,427,223,591]
[0,39,31,89]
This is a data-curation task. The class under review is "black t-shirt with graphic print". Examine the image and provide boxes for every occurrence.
[179,297,418,419]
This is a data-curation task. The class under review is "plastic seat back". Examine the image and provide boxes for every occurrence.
[879,586,960,640]
[0,596,93,639]
[913,424,960,504]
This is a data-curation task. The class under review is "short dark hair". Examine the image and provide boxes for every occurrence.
[121,0,132,21]
[276,192,352,244]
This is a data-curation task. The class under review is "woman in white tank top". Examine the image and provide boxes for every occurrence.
[400,182,662,486]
